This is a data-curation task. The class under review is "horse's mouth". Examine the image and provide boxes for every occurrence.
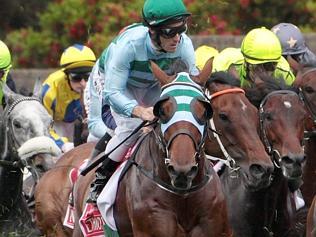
[243,172,272,192]
[171,175,193,190]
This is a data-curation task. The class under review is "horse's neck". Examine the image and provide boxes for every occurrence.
[302,136,316,206]
[221,168,292,234]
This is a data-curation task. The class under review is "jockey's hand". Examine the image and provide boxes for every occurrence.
[132,105,155,121]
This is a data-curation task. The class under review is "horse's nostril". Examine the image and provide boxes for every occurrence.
[187,165,198,177]
[282,156,294,165]
[249,164,266,179]
[167,165,176,175]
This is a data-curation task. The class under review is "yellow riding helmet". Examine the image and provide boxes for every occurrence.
[60,44,96,70]
[241,27,282,64]
[0,40,12,70]
[195,45,218,70]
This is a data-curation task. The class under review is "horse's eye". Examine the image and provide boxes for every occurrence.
[219,113,229,121]
[13,120,22,129]
[264,112,273,121]
[304,86,314,94]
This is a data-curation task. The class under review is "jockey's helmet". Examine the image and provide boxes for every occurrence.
[60,44,96,71]
[0,40,12,70]
[271,23,307,56]
[142,0,191,27]
[195,45,218,70]
[241,27,282,65]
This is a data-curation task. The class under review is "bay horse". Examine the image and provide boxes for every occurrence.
[293,66,316,207]
[222,75,306,237]
[307,195,316,237]
[204,72,274,191]
[0,85,60,236]
[34,142,95,237]
[72,60,233,236]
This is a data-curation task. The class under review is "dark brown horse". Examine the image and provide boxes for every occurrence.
[34,142,95,237]
[293,66,316,207]
[307,195,316,237]
[72,61,233,236]
[227,76,306,237]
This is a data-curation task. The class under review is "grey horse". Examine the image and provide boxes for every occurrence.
[0,84,60,236]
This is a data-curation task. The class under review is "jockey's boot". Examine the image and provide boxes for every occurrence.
[90,132,113,159]
[87,158,120,203]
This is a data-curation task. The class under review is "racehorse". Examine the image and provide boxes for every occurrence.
[0,85,60,236]
[203,72,274,191]
[34,142,95,237]
[71,60,233,237]
[307,195,316,237]
[222,76,306,237]
[293,65,316,207]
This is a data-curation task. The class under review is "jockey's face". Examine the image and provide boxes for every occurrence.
[246,62,277,82]
[150,21,187,53]
[68,72,89,94]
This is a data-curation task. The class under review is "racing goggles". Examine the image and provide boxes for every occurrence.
[157,23,187,39]
[68,72,90,82]
[248,62,277,72]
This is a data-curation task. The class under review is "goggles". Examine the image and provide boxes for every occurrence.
[248,62,277,72]
[157,23,187,39]
[68,72,90,82]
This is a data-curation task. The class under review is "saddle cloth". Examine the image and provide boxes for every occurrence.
[63,159,89,229]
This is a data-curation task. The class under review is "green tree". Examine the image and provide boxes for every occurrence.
[4,0,316,68]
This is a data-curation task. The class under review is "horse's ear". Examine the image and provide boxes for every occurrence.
[3,83,22,106]
[32,77,42,98]
[151,61,175,86]
[194,58,213,86]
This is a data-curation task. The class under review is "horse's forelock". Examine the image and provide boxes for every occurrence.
[245,74,298,108]
[205,71,240,89]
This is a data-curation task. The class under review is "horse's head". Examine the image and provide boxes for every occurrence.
[259,90,306,190]
[0,85,60,169]
[205,72,274,191]
[246,74,306,190]
[293,66,316,133]
[151,60,213,190]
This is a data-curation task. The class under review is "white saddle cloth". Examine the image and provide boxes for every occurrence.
[97,160,127,231]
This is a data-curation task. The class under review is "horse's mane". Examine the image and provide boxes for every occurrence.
[245,73,298,108]
[165,59,189,75]
[205,71,241,88]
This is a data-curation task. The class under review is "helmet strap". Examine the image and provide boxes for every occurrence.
[149,30,167,53]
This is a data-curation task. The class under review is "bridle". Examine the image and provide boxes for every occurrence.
[0,97,42,169]
[204,87,245,174]
[259,90,302,168]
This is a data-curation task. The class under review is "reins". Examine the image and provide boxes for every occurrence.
[128,125,213,196]
[204,88,245,173]
[0,97,41,169]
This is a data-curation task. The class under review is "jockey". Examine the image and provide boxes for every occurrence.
[271,23,316,67]
[195,45,218,70]
[40,44,96,153]
[212,27,295,87]
[87,0,199,203]
[83,48,117,157]
[0,40,16,107]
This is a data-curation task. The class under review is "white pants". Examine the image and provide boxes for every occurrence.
[104,110,143,162]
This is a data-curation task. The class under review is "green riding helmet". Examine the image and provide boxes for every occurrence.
[142,0,191,27]
[241,27,282,64]
[0,40,11,70]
